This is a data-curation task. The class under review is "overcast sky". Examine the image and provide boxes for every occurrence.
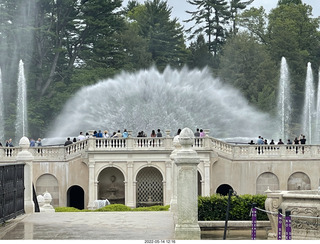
[122,0,320,30]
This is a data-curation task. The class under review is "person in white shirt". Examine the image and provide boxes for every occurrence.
[78,132,86,141]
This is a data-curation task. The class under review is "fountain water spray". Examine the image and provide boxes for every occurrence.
[302,62,315,144]
[0,68,4,143]
[47,66,275,141]
[15,60,28,140]
[316,69,320,144]
[277,57,291,141]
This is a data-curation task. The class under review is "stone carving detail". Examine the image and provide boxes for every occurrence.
[290,207,319,230]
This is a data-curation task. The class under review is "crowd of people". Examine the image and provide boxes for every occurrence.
[249,134,307,145]
[63,128,207,146]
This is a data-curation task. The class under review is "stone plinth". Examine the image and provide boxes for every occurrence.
[173,128,200,240]
[16,136,34,214]
[265,190,320,240]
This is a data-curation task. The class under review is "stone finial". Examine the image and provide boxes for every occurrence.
[19,136,30,149]
[265,186,272,193]
[178,128,194,149]
[43,191,52,204]
[37,195,45,207]
[41,191,55,212]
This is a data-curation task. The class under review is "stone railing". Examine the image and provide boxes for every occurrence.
[1,136,320,162]
[233,144,318,159]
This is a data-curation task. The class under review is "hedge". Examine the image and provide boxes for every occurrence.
[55,204,170,212]
[198,194,268,221]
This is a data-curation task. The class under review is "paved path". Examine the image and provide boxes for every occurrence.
[0,212,175,240]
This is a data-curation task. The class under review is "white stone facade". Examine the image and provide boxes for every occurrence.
[1,135,320,210]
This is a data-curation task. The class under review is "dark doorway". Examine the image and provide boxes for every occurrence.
[216,184,233,196]
[67,185,84,210]
[198,171,202,196]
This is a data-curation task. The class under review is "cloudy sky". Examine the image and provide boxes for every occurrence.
[122,0,320,31]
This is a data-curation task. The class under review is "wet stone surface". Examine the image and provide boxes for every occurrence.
[0,212,175,240]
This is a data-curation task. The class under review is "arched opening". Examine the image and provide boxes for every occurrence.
[288,172,311,190]
[198,171,202,196]
[136,167,163,207]
[97,167,125,204]
[67,185,84,210]
[216,184,233,196]
[36,174,59,207]
[256,172,279,194]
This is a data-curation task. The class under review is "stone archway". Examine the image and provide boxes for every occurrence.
[256,172,279,194]
[36,174,59,207]
[136,167,163,207]
[288,172,311,190]
[67,185,84,210]
[216,184,233,196]
[97,167,125,204]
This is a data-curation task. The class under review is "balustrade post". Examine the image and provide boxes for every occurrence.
[173,128,200,240]
[16,137,34,214]
[127,138,134,150]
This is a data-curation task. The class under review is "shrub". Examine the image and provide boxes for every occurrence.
[94,204,132,211]
[133,205,170,211]
[55,207,83,212]
[198,194,268,221]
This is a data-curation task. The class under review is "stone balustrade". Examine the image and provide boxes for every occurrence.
[0,137,319,162]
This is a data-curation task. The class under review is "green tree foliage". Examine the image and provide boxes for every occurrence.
[127,0,188,70]
[186,0,230,58]
[267,3,320,120]
[218,32,278,113]
[229,0,253,35]
[28,0,126,137]
[238,7,268,44]
[187,34,214,69]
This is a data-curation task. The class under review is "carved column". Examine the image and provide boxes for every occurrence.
[126,161,135,208]
[204,161,211,196]
[174,128,201,240]
[87,159,95,209]
[165,161,172,206]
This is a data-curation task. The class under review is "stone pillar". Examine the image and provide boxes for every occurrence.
[203,161,211,196]
[87,160,95,209]
[16,137,34,214]
[170,135,181,221]
[174,128,201,240]
[126,161,135,208]
[165,161,172,206]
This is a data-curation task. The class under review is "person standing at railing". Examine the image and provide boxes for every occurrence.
[194,128,200,137]
[7,138,13,147]
[270,139,275,145]
[64,137,72,146]
[36,138,42,146]
[156,129,162,137]
[122,129,128,138]
[300,135,306,144]
[257,136,263,145]
[115,130,122,138]
[277,139,284,145]
[294,137,299,144]
[150,130,156,137]
[199,129,205,137]
[103,130,110,138]
[96,130,103,138]
[30,138,36,147]
[78,132,86,141]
